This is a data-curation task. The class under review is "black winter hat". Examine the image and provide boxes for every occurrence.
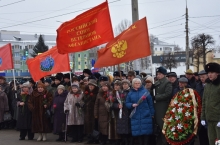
[113,71,120,77]
[50,76,55,81]
[83,69,92,75]
[29,78,35,85]
[88,75,97,81]
[156,66,167,75]
[93,72,101,80]
[99,76,108,82]
[55,75,62,81]
[45,78,52,84]
[64,73,71,79]
[79,75,85,81]
[205,62,220,73]
[56,73,64,78]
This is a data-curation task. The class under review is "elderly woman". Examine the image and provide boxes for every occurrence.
[16,83,34,140]
[0,85,9,130]
[94,81,111,145]
[53,85,68,142]
[83,79,99,144]
[28,82,53,141]
[126,78,154,145]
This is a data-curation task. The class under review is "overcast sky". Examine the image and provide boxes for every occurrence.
[0,0,220,49]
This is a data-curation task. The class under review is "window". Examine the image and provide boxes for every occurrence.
[160,48,162,51]
[14,60,20,64]
[78,62,81,65]
[85,62,87,65]
[78,54,81,58]
[84,54,87,58]
[155,48,157,51]
[14,52,20,57]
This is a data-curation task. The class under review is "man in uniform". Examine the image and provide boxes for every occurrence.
[201,62,220,145]
[154,66,172,145]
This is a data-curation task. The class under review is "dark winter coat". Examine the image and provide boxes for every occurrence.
[53,90,68,133]
[28,89,53,133]
[94,90,109,135]
[126,86,154,136]
[201,75,220,122]
[171,79,179,96]
[16,93,32,130]
[188,77,197,89]
[195,81,205,99]
[83,86,99,134]
[172,85,191,96]
[154,77,172,129]
[113,88,131,135]
[0,91,9,123]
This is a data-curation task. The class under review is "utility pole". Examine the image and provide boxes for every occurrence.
[131,0,141,71]
[185,0,189,70]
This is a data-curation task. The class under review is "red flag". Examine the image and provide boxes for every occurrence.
[0,44,14,70]
[56,1,114,54]
[94,17,151,68]
[26,46,70,81]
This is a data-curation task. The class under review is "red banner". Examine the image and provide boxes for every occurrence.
[26,46,70,81]
[57,1,114,54]
[0,43,14,70]
[94,17,151,68]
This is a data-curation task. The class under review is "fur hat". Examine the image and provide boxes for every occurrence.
[113,71,120,77]
[83,69,92,75]
[55,75,62,81]
[101,81,111,89]
[45,78,52,84]
[156,66,167,75]
[88,75,97,81]
[179,77,188,83]
[88,79,97,87]
[57,85,65,90]
[64,73,71,79]
[145,76,153,83]
[128,71,136,77]
[83,77,89,81]
[37,82,45,88]
[93,72,101,80]
[99,76,108,82]
[114,80,121,86]
[205,62,220,73]
[121,79,131,86]
[71,83,79,88]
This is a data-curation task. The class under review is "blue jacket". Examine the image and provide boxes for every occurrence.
[126,86,154,136]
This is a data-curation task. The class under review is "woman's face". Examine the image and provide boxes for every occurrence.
[37,87,44,92]
[102,85,109,92]
[84,80,89,85]
[58,88,63,94]
[122,83,129,90]
[72,87,78,93]
[22,87,29,92]
[114,84,120,91]
[133,81,141,89]
[89,85,95,91]
[145,82,152,89]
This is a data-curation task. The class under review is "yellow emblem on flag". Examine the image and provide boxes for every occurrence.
[111,40,127,58]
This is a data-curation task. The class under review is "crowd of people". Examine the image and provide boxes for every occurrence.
[0,62,220,145]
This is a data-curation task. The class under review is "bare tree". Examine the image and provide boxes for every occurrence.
[114,19,132,72]
[191,33,215,68]
[174,45,182,51]
[160,52,177,72]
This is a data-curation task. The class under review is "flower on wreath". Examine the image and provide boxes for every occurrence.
[85,91,89,94]
[215,139,220,145]
[90,93,93,96]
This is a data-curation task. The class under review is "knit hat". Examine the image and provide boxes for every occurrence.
[57,85,65,90]
[22,82,30,88]
[145,76,153,83]
[121,79,131,86]
[156,66,167,75]
[71,83,79,88]
[205,62,220,73]
[88,79,97,87]
[179,77,188,83]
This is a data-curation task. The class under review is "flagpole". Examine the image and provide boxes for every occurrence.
[12,69,17,98]
[117,64,122,80]
[150,55,155,97]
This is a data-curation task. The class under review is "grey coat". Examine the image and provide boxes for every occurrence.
[0,91,9,123]
[64,92,84,125]
[154,77,172,129]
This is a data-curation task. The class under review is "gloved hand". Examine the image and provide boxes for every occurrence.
[75,103,80,108]
[201,120,206,126]
[217,122,220,127]
[64,110,69,114]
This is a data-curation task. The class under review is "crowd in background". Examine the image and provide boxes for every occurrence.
[0,62,220,145]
